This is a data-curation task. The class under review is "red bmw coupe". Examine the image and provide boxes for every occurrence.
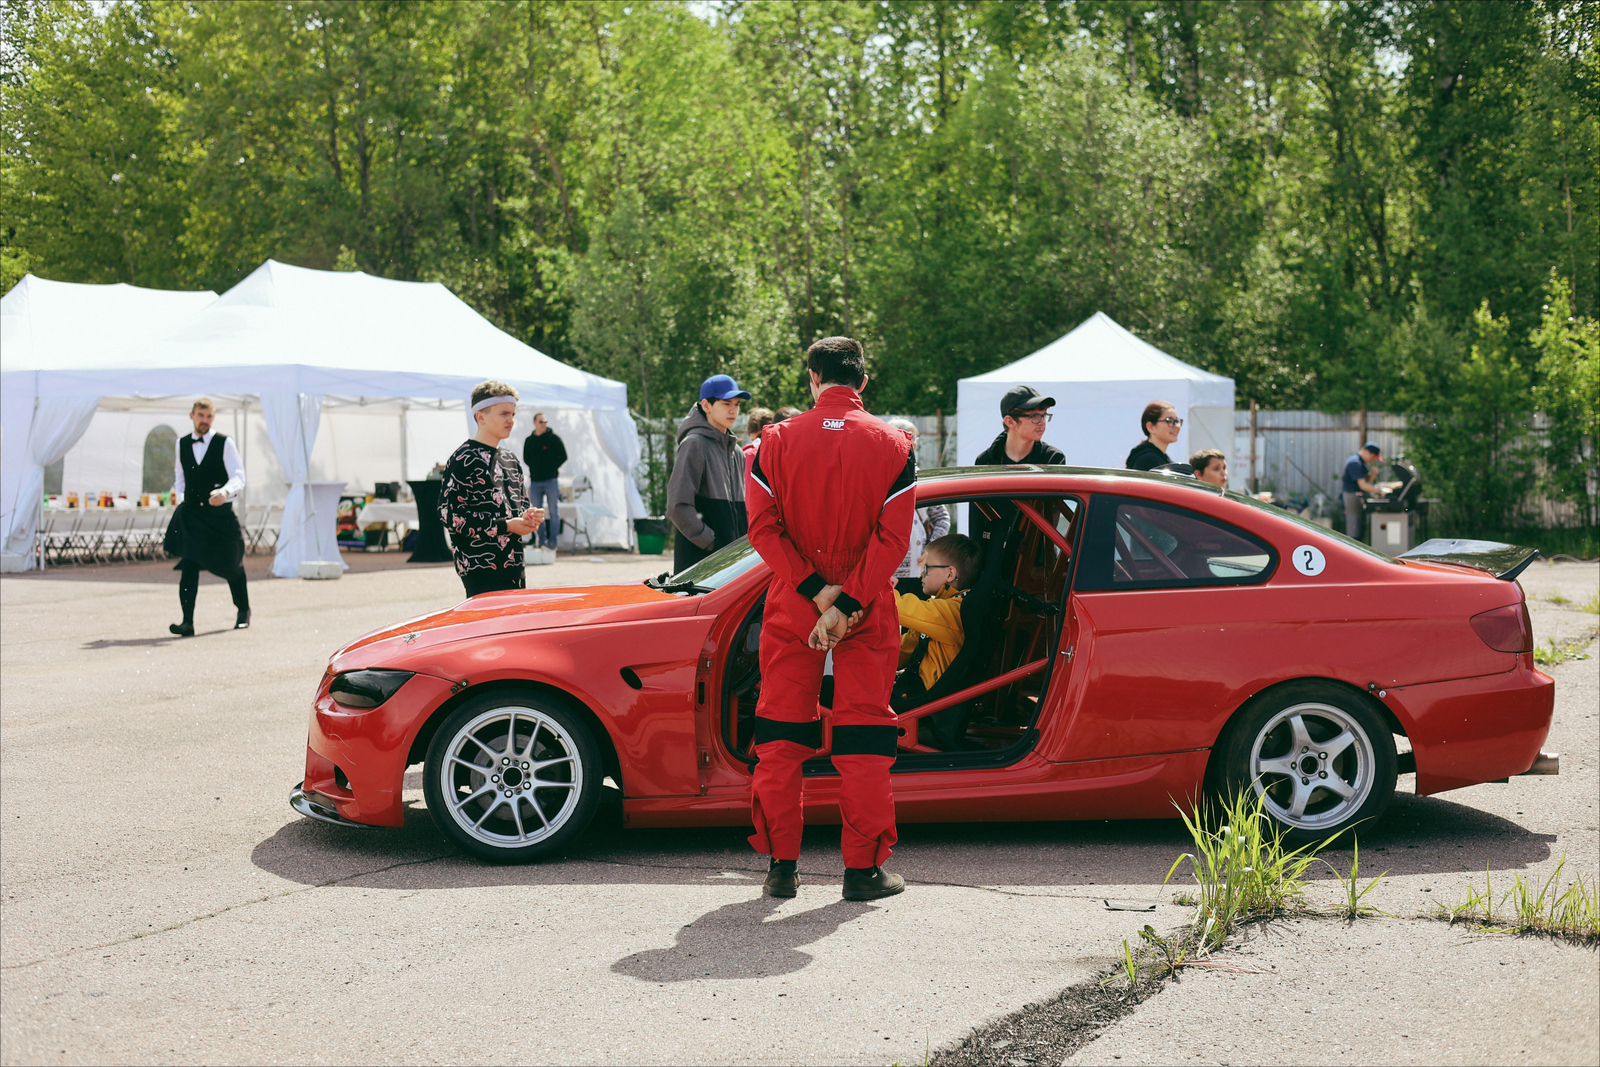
[291,466,1557,862]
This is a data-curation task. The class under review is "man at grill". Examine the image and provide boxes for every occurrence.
[1341,442,1386,540]
[745,336,917,902]
[168,398,250,636]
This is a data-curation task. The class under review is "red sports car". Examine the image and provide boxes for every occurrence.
[291,466,1557,861]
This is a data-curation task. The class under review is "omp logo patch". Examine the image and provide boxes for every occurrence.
[822,418,846,431]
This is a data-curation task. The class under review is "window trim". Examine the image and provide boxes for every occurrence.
[1075,494,1279,592]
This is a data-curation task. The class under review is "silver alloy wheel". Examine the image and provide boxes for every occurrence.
[1249,701,1376,832]
[437,706,583,847]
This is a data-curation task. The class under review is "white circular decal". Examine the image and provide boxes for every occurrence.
[1291,544,1326,576]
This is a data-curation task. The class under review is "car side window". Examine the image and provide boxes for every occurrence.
[1075,495,1277,591]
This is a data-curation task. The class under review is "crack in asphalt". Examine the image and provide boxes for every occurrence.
[2,853,1129,972]
[0,853,454,972]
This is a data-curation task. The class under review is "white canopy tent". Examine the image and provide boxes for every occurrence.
[957,311,1236,481]
[1,276,220,568]
[2,261,644,575]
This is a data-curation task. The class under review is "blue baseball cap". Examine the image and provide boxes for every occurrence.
[699,374,751,402]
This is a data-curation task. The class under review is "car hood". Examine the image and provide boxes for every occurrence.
[332,583,701,669]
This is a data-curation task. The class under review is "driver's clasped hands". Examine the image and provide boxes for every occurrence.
[807,583,866,650]
[505,506,546,537]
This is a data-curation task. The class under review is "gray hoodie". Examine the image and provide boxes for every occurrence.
[667,402,748,570]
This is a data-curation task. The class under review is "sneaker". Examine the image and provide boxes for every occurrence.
[763,858,799,898]
[168,622,194,637]
[842,866,905,901]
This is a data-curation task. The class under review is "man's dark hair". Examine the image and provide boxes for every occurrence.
[775,406,801,422]
[807,336,866,389]
[926,533,983,589]
[1188,448,1224,475]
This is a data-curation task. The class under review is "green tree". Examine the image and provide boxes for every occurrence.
[1531,272,1600,527]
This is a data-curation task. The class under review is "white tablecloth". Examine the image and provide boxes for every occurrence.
[356,502,419,526]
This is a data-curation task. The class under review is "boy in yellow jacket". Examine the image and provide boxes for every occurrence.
[895,533,983,702]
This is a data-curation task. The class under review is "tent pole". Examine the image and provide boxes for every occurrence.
[399,403,409,489]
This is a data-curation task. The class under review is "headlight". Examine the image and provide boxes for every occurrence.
[329,669,415,709]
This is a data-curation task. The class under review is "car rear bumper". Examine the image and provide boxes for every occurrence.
[1388,659,1555,795]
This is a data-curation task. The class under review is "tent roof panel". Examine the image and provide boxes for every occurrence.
[963,311,1232,386]
[0,275,218,372]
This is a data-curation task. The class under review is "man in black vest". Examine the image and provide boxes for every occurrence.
[168,398,250,636]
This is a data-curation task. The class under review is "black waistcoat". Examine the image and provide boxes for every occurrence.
[182,433,231,503]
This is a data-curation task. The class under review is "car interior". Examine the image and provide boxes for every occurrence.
[721,495,1080,772]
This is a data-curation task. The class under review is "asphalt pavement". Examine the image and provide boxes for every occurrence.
[1,555,1595,1065]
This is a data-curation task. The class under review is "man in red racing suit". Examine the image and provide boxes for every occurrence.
[745,336,917,901]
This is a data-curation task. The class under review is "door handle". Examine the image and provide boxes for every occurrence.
[1060,646,1075,662]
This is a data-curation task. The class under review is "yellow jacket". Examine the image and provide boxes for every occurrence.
[897,586,965,690]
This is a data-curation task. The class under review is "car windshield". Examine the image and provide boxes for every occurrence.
[658,537,765,592]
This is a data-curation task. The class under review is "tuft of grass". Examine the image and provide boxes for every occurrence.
[1164,790,1330,952]
[1533,634,1595,666]
[1137,923,1189,979]
[1580,592,1600,614]
[1324,838,1390,919]
[1435,856,1599,943]
[1546,591,1573,605]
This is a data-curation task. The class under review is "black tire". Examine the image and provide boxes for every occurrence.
[1211,680,1397,846]
[423,689,602,863]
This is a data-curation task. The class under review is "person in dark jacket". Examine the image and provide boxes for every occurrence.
[668,374,751,573]
[1126,400,1182,471]
[521,412,566,550]
[972,385,1065,542]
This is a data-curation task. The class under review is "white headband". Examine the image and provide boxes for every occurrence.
[471,395,517,415]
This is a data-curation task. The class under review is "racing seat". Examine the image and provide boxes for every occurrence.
[891,507,1020,749]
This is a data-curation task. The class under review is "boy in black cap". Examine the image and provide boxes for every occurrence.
[971,386,1065,544]
[974,386,1065,467]
[1341,442,1385,539]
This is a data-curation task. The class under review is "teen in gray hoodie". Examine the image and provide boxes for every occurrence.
[668,374,751,573]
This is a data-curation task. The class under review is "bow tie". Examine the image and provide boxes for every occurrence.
[192,434,205,442]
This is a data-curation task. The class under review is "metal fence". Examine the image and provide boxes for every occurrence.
[1234,409,1409,505]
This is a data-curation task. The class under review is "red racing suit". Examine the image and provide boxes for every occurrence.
[744,386,917,867]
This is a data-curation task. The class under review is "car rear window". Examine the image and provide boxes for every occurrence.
[1076,495,1278,591]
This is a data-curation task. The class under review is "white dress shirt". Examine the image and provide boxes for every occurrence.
[173,430,246,501]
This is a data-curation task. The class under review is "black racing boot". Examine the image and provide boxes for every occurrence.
[168,621,194,637]
[842,865,905,901]
[763,858,799,898]
[234,609,251,629]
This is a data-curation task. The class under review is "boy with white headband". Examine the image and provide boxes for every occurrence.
[439,380,545,597]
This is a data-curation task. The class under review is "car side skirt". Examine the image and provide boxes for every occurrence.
[620,750,1210,828]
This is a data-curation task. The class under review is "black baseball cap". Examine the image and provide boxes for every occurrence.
[1001,385,1055,416]
[1361,441,1382,457]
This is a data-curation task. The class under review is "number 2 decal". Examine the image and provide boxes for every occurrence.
[1292,544,1326,576]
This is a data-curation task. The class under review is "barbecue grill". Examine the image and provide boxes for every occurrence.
[1365,457,1426,555]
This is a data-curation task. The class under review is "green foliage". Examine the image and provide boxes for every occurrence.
[1323,838,1390,920]
[1164,789,1328,952]
[2,0,1595,462]
[1439,857,1600,943]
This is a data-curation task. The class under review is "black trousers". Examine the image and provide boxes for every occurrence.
[461,566,526,597]
[178,562,249,623]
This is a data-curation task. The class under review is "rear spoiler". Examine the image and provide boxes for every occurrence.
[1398,539,1541,581]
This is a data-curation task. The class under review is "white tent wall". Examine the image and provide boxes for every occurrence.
[956,312,1235,473]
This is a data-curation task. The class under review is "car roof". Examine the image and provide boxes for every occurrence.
[919,463,1223,496]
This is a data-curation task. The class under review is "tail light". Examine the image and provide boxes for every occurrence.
[1470,603,1533,653]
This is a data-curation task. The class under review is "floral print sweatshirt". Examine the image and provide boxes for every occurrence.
[439,439,532,576]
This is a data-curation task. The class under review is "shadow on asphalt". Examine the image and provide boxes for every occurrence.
[83,628,234,648]
[250,782,1555,890]
[611,895,876,981]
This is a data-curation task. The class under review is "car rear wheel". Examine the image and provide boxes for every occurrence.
[423,690,601,862]
[1212,681,1397,845]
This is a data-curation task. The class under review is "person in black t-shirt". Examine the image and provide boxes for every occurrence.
[521,412,566,551]
[1126,400,1182,471]
[972,385,1065,543]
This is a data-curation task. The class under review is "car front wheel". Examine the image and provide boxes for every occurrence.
[423,690,602,862]
[1213,681,1397,845]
